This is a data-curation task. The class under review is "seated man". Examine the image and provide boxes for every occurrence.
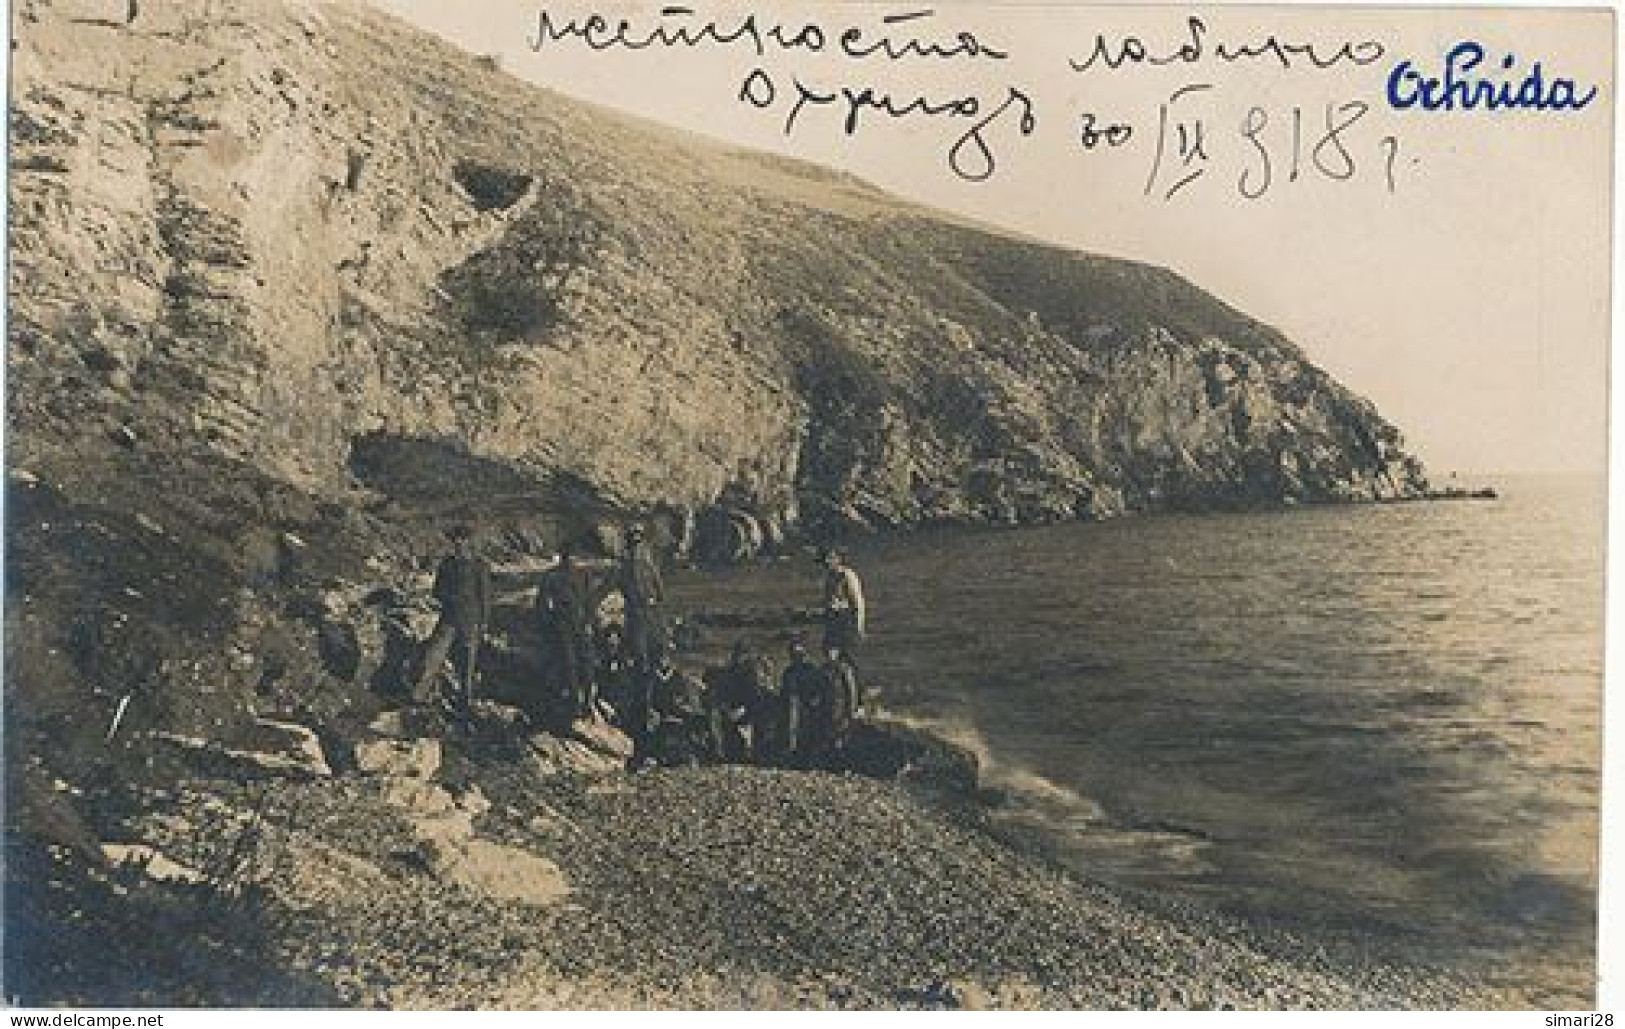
[595,623,634,725]
[704,640,774,764]
[639,651,713,768]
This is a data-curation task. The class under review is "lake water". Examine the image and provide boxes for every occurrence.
[667,475,1604,993]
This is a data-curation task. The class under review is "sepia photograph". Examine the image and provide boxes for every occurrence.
[2,0,1612,1012]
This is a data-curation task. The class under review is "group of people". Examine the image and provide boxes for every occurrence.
[409,522,869,769]
[627,633,863,769]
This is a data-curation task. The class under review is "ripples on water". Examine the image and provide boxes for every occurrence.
[668,475,1603,982]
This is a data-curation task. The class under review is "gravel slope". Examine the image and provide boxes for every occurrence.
[82,733,1551,1011]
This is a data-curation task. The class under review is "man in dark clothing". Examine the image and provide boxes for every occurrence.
[704,640,774,764]
[596,623,634,724]
[619,524,666,674]
[746,653,790,764]
[535,543,596,721]
[780,637,844,765]
[635,652,711,767]
[414,525,493,722]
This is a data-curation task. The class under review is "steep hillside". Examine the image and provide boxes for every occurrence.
[8,0,1425,546]
[1,0,1479,1008]
[4,0,1428,823]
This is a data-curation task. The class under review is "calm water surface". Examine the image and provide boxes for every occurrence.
[668,475,1604,982]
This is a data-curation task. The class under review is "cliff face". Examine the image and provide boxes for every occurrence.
[5,4,1439,1000]
[8,0,1426,547]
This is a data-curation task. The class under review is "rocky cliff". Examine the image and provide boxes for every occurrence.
[3,4,1491,1008]
[4,0,1431,784]
[8,0,1426,555]
[4,0,1431,822]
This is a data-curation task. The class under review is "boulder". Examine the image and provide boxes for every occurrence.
[101,844,204,884]
[367,707,441,739]
[569,715,634,762]
[944,980,992,1011]
[694,506,764,564]
[246,717,334,778]
[353,736,441,780]
[152,719,333,780]
[526,731,625,778]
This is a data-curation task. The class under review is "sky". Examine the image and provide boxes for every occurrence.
[368,1,1613,476]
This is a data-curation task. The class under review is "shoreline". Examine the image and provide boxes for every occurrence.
[7,481,1599,1009]
[9,704,1581,1010]
[668,483,1600,1009]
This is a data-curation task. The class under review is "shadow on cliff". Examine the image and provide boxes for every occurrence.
[346,432,618,549]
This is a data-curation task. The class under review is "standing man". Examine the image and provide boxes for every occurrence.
[536,541,596,721]
[780,636,839,765]
[820,547,866,672]
[620,523,666,674]
[414,524,493,723]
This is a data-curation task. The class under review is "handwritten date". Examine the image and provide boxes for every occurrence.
[1235,101,1399,199]
[1080,87,1402,202]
